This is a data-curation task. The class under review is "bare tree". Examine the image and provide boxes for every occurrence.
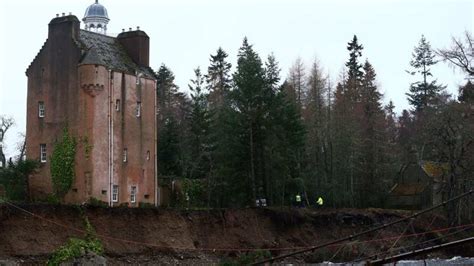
[0,116,14,168]
[437,31,474,77]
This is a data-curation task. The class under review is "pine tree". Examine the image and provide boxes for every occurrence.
[206,47,232,109]
[156,65,188,180]
[156,64,179,119]
[358,60,387,206]
[204,48,233,207]
[231,37,269,206]
[406,35,445,112]
[158,117,181,177]
[188,67,210,180]
[345,35,364,103]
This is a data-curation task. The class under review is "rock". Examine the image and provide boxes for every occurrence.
[62,252,107,266]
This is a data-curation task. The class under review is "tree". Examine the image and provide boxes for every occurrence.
[303,58,329,200]
[188,67,210,180]
[345,35,364,103]
[231,37,269,206]
[206,47,232,109]
[158,117,182,177]
[205,48,233,207]
[437,31,474,77]
[426,101,474,224]
[406,35,445,111]
[286,57,306,110]
[0,116,14,168]
[458,80,474,103]
[156,64,179,119]
[0,159,38,201]
[358,60,389,206]
[156,64,191,181]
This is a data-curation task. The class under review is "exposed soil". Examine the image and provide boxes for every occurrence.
[0,203,472,264]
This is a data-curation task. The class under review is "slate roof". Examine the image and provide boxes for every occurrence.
[389,183,427,196]
[78,30,155,78]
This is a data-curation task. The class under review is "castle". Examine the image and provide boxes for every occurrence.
[26,1,158,206]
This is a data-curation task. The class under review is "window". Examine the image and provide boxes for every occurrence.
[38,101,45,118]
[115,99,120,112]
[130,186,137,203]
[136,102,142,117]
[123,148,127,163]
[146,150,150,161]
[112,185,119,202]
[40,144,47,163]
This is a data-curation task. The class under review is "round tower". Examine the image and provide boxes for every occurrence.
[83,0,109,34]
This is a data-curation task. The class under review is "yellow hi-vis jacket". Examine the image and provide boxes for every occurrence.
[317,197,323,206]
[295,195,301,202]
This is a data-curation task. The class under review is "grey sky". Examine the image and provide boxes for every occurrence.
[0,0,472,158]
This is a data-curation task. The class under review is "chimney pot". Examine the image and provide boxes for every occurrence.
[56,14,59,17]
[69,12,72,15]
[62,12,65,16]
[137,26,140,30]
[122,28,125,32]
[129,27,132,31]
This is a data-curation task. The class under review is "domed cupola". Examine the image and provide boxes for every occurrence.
[83,0,110,34]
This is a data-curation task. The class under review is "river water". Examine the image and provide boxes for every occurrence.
[318,257,474,265]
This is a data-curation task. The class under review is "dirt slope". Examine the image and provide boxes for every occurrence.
[0,204,472,264]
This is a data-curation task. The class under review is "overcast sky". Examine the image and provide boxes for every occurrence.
[0,0,472,158]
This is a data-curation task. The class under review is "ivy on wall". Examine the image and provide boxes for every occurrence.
[50,127,77,198]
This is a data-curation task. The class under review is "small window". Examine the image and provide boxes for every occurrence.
[112,185,119,202]
[146,150,150,161]
[38,101,45,118]
[123,148,127,163]
[130,186,137,203]
[136,102,142,117]
[40,144,47,163]
[115,99,120,112]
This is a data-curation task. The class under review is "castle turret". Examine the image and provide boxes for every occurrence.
[83,0,110,34]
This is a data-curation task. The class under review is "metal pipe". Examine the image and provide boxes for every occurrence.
[107,69,112,207]
[154,79,159,207]
[253,189,474,265]
[369,236,474,265]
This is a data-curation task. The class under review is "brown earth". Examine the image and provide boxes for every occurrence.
[0,203,472,264]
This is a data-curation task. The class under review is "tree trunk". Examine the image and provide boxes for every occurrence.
[249,122,257,206]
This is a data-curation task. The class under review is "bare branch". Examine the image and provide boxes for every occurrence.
[437,31,474,77]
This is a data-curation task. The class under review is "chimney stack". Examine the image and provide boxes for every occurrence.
[48,14,80,41]
[117,29,150,67]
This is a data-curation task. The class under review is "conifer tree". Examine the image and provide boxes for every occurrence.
[358,60,387,206]
[188,67,210,180]
[406,35,445,112]
[206,47,232,109]
[345,35,364,103]
[231,37,269,206]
